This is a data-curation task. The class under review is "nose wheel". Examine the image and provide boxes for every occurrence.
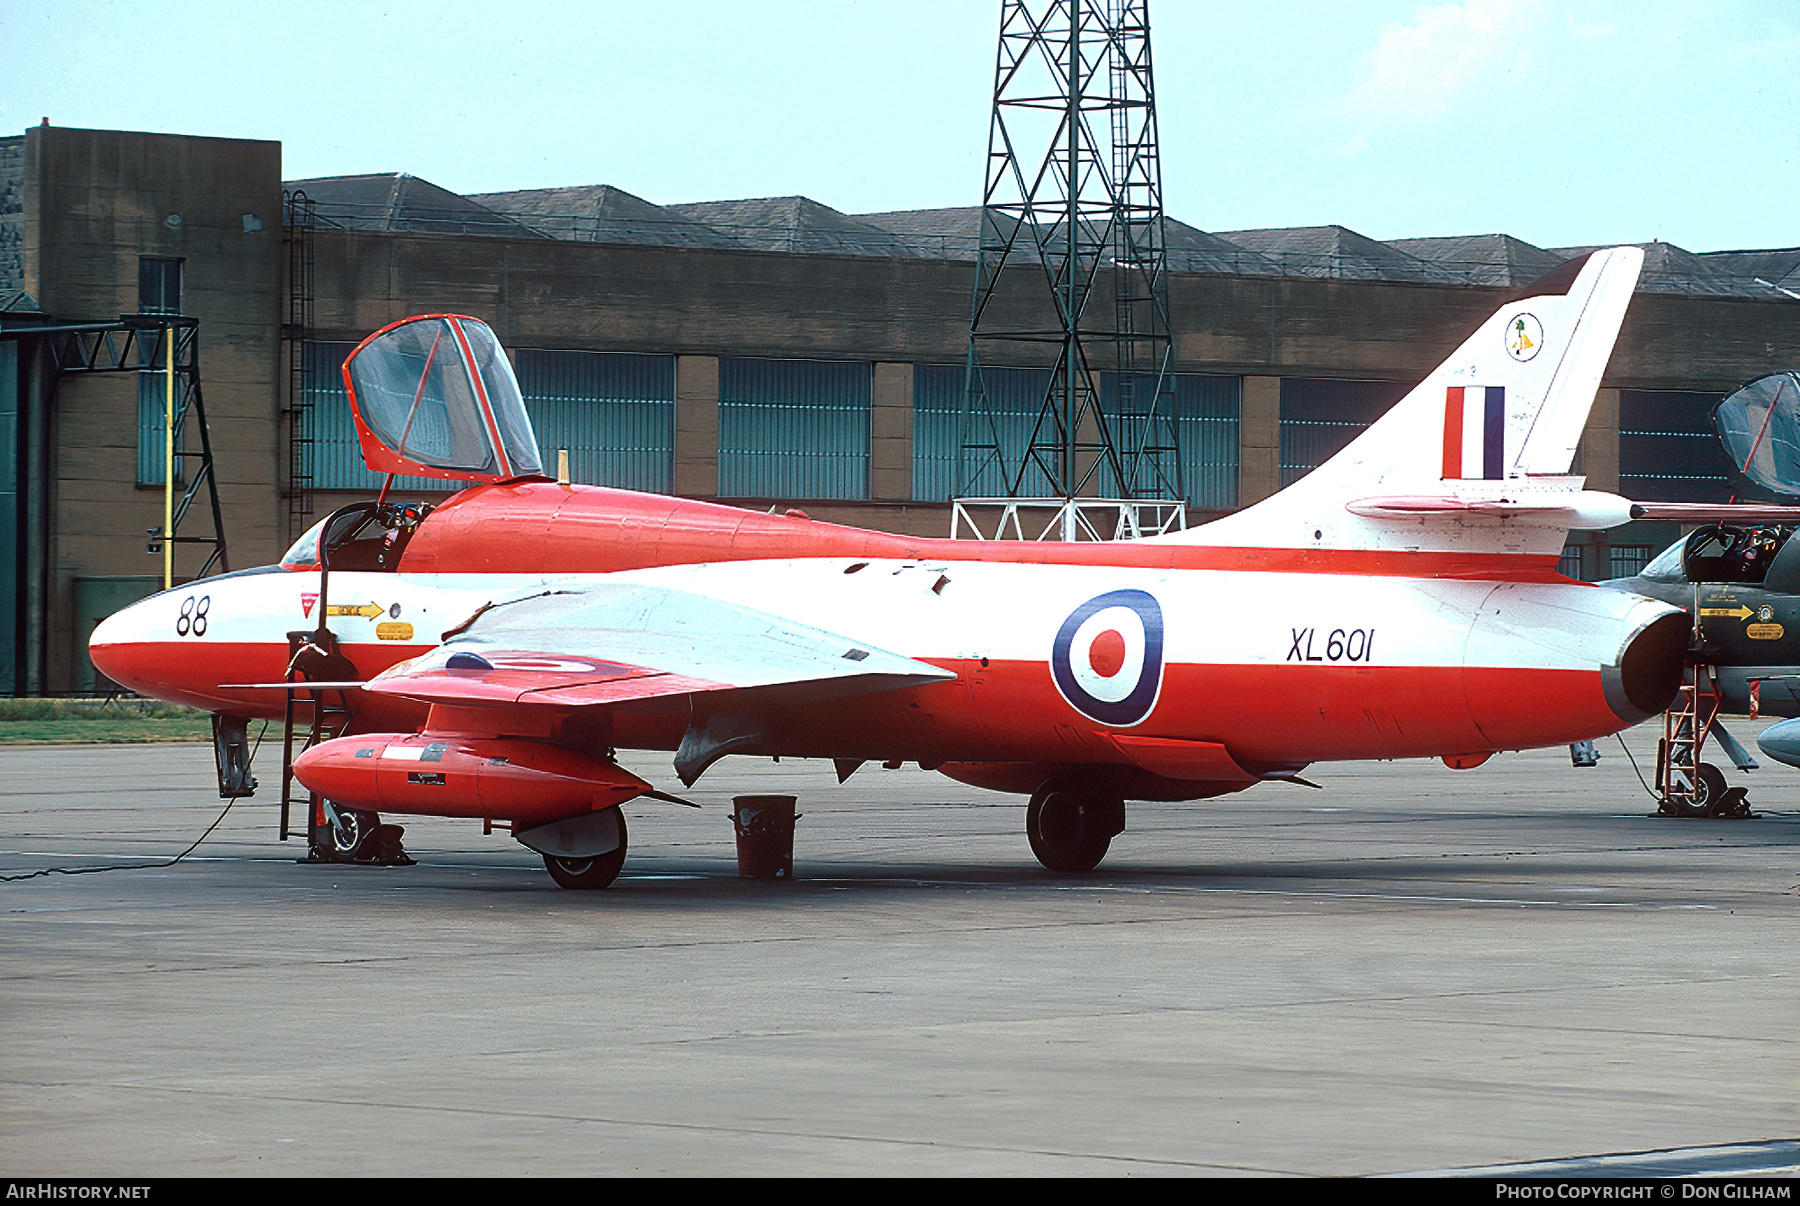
[1026,773,1125,872]
[326,804,367,855]
[307,802,413,865]
[1656,665,1753,819]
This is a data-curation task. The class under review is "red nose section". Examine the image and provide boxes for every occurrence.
[293,734,651,825]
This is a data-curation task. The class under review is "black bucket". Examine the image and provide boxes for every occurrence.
[730,795,798,879]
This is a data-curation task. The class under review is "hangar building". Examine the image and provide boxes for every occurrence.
[3,125,1797,693]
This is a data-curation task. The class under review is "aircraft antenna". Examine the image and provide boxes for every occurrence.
[956,0,1182,536]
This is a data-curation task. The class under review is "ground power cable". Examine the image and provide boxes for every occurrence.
[1613,732,1663,801]
[1,720,269,883]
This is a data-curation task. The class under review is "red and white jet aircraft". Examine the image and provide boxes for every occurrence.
[90,245,1688,886]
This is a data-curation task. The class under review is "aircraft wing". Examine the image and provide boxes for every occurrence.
[362,582,955,709]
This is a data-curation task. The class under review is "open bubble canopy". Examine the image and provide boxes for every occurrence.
[1716,371,1800,500]
[342,314,544,484]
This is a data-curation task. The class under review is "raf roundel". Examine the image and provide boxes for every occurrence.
[1050,589,1165,727]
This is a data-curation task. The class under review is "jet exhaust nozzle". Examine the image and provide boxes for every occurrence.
[1601,611,1690,725]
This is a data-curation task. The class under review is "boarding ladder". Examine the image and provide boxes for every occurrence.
[278,627,357,854]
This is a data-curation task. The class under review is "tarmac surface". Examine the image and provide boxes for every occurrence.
[1,726,1796,1177]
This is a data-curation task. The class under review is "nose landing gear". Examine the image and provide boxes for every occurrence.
[307,801,414,866]
[1656,665,1753,819]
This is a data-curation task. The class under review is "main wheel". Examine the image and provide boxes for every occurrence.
[1665,762,1729,817]
[541,812,629,889]
[1026,774,1124,872]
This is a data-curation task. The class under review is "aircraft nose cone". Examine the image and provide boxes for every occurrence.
[87,606,131,684]
[87,592,168,696]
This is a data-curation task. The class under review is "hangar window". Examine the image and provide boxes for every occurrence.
[1278,379,1408,488]
[310,341,677,495]
[1166,374,1239,511]
[1608,544,1655,578]
[302,341,444,493]
[134,263,190,487]
[514,350,673,494]
[1618,390,1734,503]
[718,358,870,500]
[912,364,1055,501]
[137,257,182,316]
[912,366,1239,508]
[135,371,185,487]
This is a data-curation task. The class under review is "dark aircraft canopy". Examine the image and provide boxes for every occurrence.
[1715,371,1800,501]
[1639,522,1800,589]
[342,314,544,485]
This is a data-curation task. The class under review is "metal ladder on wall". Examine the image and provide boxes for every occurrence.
[281,188,318,540]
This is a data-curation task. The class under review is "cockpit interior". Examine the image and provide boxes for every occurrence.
[1641,524,1797,586]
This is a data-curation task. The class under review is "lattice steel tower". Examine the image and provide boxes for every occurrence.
[959,0,1181,508]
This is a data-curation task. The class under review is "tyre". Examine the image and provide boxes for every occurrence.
[1692,762,1729,817]
[541,812,629,889]
[1026,774,1123,872]
[1665,762,1728,818]
[324,804,378,858]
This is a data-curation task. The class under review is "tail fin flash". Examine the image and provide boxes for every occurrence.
[1508,246,1645,475]
[1175,246,1645,557]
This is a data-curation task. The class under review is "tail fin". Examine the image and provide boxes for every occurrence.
[1176,246,1645,556]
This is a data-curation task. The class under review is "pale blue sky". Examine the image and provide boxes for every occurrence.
[3,0,1795,252]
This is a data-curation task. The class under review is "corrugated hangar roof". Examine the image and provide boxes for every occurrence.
[1700,247,1800,293]
[665,196,918,257]
[469,185,748,249]
[281,170,1800,298]
[855,207,983,259]
[1553,241,1760,297]
[1386,234,1564,288]
[286,174,543,239]
[1216,225,1465,283]
[854,209,1282,274]
[1163,219,1282,275]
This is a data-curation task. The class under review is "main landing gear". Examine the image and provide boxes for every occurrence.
[1026,772,1126,873]
[540,812,631,890]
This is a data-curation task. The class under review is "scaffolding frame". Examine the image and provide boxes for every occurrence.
[951,495,1186,541]
[0,313,230,581]
[958,0,1183,510]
